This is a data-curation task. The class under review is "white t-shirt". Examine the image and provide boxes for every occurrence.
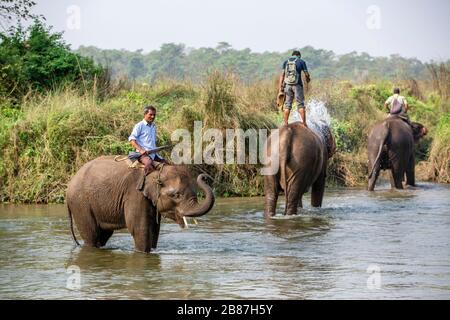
[386,94,407,113]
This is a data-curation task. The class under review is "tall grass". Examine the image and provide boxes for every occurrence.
[0,73,448,203]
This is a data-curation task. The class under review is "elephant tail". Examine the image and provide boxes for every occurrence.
[280,127,292,215]
[368,121,389,180]
[68,206,80,246]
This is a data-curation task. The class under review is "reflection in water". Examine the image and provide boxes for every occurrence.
[65,246,162,274]
[1,183,450,299]
[264,214,332,240]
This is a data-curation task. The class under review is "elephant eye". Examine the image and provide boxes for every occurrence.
[170,192,181,199]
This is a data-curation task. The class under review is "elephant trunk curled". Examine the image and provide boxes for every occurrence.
[181,174,215,217]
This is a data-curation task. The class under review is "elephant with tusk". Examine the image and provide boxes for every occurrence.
[66,156,215,253]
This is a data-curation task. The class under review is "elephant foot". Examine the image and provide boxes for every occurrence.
[264,210,276,218]
[285,208,298,215]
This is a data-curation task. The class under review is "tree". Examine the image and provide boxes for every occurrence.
[128,55,147,79]
[0,20,104,101]
[0,0,42,30]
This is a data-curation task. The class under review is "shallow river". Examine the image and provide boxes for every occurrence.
[1,182,449,299]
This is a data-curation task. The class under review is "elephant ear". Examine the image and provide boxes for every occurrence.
[410,122,427,142]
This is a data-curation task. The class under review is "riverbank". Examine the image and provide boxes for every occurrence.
[1,74,449,203]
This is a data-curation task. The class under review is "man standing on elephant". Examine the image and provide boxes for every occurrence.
[278,50,311,126]
[129,105,167,174]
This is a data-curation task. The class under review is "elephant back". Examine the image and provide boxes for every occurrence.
[67,156,140,200]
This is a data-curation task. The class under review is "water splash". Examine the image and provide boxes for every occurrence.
[289,99,332,139]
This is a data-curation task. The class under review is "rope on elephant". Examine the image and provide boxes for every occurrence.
[114,155,146,169]
[114,155,128,162]
[154,163,165,225]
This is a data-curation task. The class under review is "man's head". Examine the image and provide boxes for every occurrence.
[144,105,157,123]
[393,88,400,94]
[292,50,301,57]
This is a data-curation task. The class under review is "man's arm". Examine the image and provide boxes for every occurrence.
[385,97,392,112]
[128,123,146,154]
[278,72,285,92]
[301,60,311,83]
[304,71,311,83]
[130,139,146,155]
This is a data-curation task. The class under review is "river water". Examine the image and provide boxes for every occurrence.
[0,182,449,300]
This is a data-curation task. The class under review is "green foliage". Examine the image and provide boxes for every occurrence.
[427,113,450,183]
[0,0,40,23]
[0,21,105,102]
[0,76,448,202]
[75,44,438,84]
[331,119,361,153]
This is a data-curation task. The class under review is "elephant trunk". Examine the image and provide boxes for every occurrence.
[181,174,215,217]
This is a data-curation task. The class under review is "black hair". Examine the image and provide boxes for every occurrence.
[144,105,156,115]
[393,88,400,94]
[292,50,301,57]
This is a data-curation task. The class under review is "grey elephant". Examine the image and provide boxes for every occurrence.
[67,156,215,253]
[368,116,427,190]
[264,122,335,216]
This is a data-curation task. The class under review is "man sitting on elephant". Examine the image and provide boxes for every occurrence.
[385,88,410,124]
[129,105,168,174]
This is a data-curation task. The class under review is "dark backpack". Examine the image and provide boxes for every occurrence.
[284,58,299,85]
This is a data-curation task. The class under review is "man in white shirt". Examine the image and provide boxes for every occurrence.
[128,105,167,174]
[385,88,409,121]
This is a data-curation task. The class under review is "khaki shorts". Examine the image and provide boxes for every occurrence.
[284,84,305,110]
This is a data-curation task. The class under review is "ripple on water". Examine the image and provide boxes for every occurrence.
[1,185,450,299]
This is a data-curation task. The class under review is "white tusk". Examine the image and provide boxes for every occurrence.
[183,216,189,229]
[193,218,198,225]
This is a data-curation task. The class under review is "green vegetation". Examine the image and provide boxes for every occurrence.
[1,17,448,203]
[75,44,435,83]
[1,74,448,203]
[0,20,106,103]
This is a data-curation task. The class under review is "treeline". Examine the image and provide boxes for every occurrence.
[75,42,435,83]
[0,20,107,103]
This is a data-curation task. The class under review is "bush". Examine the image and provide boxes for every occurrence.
[426,114,450,183]
[0,20,106,103]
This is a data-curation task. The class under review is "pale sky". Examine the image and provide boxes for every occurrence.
[32,0,449,61]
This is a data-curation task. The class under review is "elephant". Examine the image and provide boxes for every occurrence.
[367,116,427,191]
[66,156,215,253]
[264,122,335,216]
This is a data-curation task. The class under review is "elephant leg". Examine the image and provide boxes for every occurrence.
[130,225,152,253]
[389,150,406,189]
[98,229,114,247]
[390,167,404,189]
[285,174,304,215]
[264,175,279,217]
[406,154,416,186]
[125,207,152,253]
[151,214,161,249]
[71,206,101,248]
[311,168,326,207]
